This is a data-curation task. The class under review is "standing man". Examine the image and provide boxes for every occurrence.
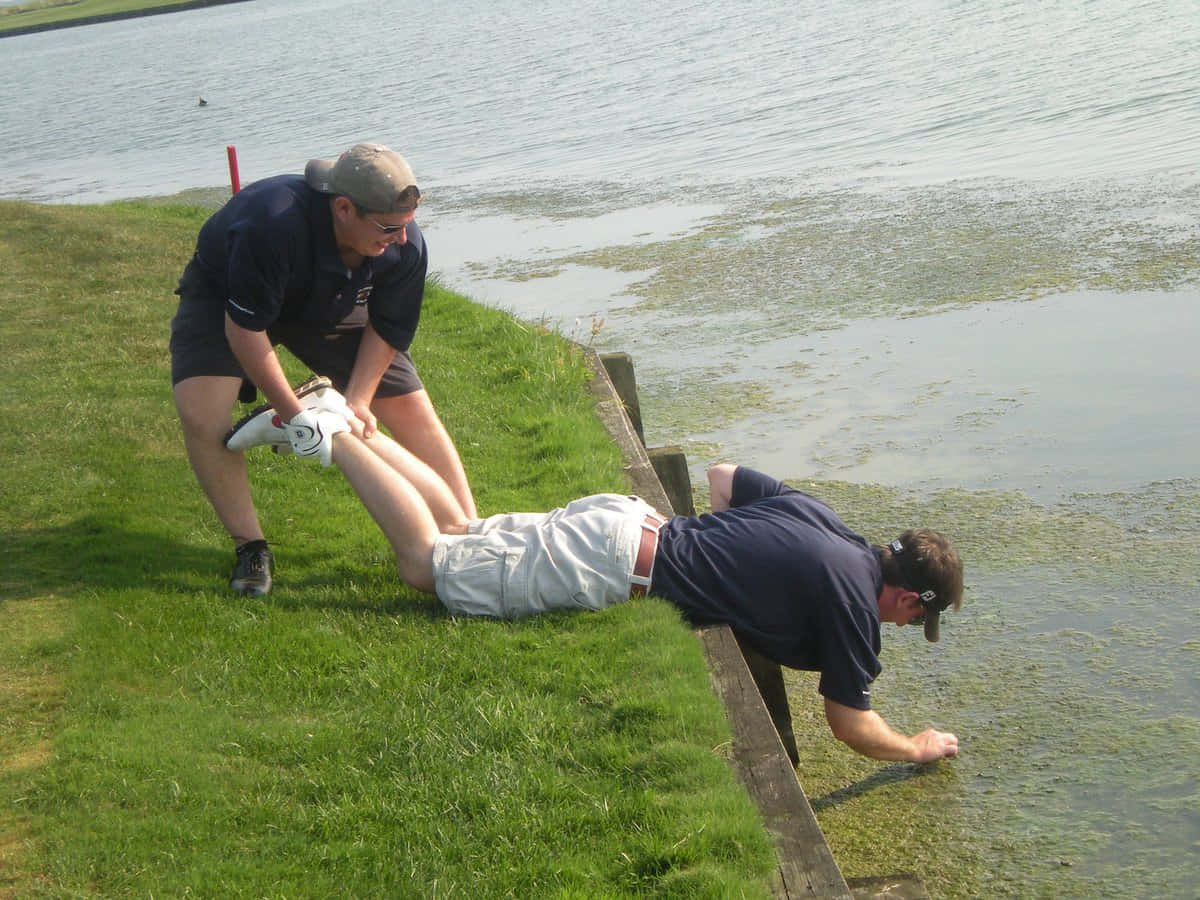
[229,398,964,764]
[170,143,476,597]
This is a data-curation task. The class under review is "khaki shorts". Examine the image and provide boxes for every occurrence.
[432,494,658,618]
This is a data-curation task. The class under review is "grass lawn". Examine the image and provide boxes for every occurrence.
[0,199,776,896]
[0,0,236,33]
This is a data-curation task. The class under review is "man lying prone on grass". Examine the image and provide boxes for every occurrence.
[226,384,964,764]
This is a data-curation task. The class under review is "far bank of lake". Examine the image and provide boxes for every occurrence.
[0,0,250,38]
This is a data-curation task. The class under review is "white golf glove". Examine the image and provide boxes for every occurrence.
[282,408,350,467]
[277,387,352,457]
[311,386,353,421]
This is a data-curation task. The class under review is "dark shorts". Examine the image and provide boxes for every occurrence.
[168,259,423,397]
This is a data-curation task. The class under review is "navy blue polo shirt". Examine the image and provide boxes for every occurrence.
[191,174,427,352]
[652,467,884,710]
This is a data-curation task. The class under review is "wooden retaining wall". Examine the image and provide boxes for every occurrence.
[587,349,929,900]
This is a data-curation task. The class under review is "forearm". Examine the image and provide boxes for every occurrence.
[826,702,916,760]
[225,316,303,420]
[824,699,958,763]
[344,324,397,408]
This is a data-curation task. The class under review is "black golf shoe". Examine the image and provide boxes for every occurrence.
[230,540,274,596]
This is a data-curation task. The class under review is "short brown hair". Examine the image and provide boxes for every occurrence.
[878,529,963,612]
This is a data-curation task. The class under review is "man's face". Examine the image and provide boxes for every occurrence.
[353,207,416,257]
[332,196,416,258]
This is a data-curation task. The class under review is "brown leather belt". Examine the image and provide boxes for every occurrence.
[630,512,668,597]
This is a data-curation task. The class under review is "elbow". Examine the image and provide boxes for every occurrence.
[827,719,854,746]
[707,464,737,511]
[825,719,872,757]
[706,463,735,483]
[823,698,866,748]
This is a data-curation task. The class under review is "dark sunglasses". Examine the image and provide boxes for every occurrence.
[356,185,421,232]
[364,217,408,235]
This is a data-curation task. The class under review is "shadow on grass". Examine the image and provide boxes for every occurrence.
[3,512,211,597]
[267,565,447,619]
[808,763,932,812]
[2,512,442,618]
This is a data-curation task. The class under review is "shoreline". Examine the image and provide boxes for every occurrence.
[0,0,251,38]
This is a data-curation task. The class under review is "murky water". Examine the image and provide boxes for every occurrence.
[3,0,1198,894]
[429,178,1200,499]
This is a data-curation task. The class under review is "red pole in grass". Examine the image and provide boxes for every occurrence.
[226,144,241,194]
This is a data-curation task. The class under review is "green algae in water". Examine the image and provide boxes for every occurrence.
[444,179,1200,495]
[773,478,1200,899]
[637,371,773,446]
[459,176,1199,336]
[434,175,1200,895]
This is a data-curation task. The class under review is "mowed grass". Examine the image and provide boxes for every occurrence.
[0,200,775,897]
[0,0,211,32]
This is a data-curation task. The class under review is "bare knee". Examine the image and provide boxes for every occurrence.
[373,390,440,439]
[394,544,436,594]
[177,410,230,447]
[174,377,239,442]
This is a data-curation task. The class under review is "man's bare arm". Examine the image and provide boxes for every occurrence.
[707,464,737,512]
[343,323,397,438]
[824,698,958,763]
[224,315,304,420]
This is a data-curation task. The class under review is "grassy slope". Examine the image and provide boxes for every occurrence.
[0,199,775,897]
[0,0,220,33]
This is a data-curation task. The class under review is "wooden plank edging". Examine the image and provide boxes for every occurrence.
[584,348,854,898]
[700,625,855,899]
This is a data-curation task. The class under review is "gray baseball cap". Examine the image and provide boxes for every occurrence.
[304,143,420,214]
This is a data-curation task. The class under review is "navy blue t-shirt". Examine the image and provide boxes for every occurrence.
[191,174,427,351]
[651,467,884,709]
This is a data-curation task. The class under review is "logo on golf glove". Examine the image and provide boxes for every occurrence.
[282,408,348,466]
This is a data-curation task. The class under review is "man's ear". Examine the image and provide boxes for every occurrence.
[890,588,921,618]
[331,195,356,223]
[881,585,916,622]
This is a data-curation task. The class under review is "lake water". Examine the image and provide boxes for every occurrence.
[2,0,1198,895]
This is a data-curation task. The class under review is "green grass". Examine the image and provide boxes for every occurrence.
[0,0,230,32]
[0,199,775,897]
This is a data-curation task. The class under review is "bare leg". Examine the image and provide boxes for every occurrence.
[357,429,469,532]
[373,390,477,519]
[174,375,262,545]
[330,433,440,593]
